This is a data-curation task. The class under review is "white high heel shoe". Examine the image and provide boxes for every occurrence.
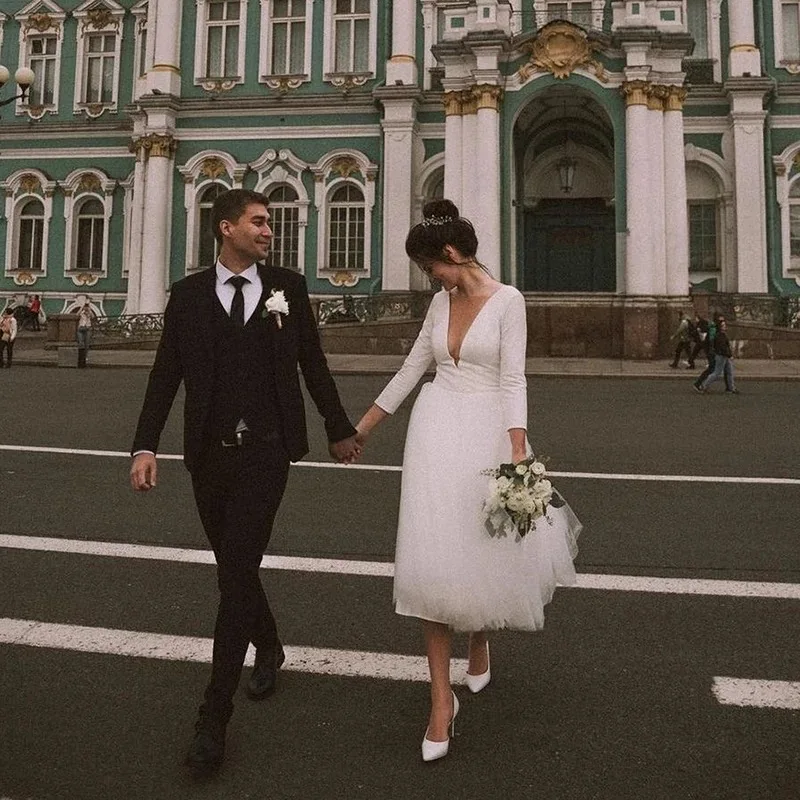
[465,642,491,694]
[421,691,459,762]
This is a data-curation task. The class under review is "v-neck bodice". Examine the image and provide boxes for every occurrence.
[446,286,504,367]
[374,283,529,431]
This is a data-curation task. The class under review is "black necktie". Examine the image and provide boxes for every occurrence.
[227,275,248,328]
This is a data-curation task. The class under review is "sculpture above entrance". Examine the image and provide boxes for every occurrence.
[517,21,608,82]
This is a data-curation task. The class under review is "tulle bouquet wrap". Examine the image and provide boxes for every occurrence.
[481,456,557,541]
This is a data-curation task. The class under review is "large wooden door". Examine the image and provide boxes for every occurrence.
[523,199,615,292]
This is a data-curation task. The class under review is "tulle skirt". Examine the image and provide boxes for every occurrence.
[393,382,582,632]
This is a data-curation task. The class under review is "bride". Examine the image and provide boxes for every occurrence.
[355,200,582,761]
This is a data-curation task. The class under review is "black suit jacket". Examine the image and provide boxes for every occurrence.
[131,264,356,472]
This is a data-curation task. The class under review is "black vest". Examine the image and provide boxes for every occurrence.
[209,299,283,442]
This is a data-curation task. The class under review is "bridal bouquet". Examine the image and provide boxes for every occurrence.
[481,456,554,541]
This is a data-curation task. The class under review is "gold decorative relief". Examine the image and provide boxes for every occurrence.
[13,272,38,286]
[200,79,237,94]
[327,271,359,287]
[647,84,669,112]
[77,174,102,193]
[26,13,57,33]
[86,8,117,30]
[329,157,360,179]
[200,157,228,180]
[443,91,462,117]
[72,272,100,287]
[518,22,607,82]
[621,80,650,107]
[19,175,42,194]
[265,77,304,95]
[665,85,688,112]
[473,84,503,111]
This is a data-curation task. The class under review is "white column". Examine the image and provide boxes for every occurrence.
[664,86,690,296]
[125,144,147,314]
[729,94,768,292]
[386,0,418,85]
[380,97,417,291]
[138,135,175,313]
[148,0,183,95]
[460,89,478,222]
[647,86,667,295]
[474,84,502,278]
[727,0,761,77]
[443,91,463,211]
[623,81,655,294]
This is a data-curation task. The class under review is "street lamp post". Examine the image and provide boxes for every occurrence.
[0,65,36,112]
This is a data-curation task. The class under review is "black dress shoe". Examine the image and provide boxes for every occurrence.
[247,644,286,700]
[186,723,226,774]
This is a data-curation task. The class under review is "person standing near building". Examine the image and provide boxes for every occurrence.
[698,318,738,393]
[129,188,361,774]
[76,302,93,368]
[689,313,709,367]
[0,307,17,368]
[669,310,695,368]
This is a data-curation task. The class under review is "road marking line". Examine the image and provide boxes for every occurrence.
[2,444,799,484]
[2,534,799,598]
[712,677,800,710]
[0,618,465,683]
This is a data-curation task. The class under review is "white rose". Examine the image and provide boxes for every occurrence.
[515,463,528,476]
[531,461,546,476]
[265,289,290,316]
[496,476,512,492]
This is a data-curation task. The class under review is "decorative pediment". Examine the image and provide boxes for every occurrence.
[17,0,67,33]
[73,0,125,31]
[518,21,607,82]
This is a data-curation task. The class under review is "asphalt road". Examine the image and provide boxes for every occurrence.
[0,368,798,800]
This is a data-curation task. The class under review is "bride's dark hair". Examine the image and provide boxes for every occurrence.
[405,199,480,269]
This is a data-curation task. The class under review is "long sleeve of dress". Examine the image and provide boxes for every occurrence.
[499,290,528,431]
[373,294,439,414]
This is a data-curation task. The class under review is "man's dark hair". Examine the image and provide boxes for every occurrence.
[211,188,270,246]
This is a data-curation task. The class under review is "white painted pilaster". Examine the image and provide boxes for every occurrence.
[647,86,667,294]
[125,149,147,314]
[664,87,690,296]
[460,89,478,222]
[474,84,502,278]
[148,0,183,95]
[443,91,463,211]
[386,0,418,85]
[727,0,761,77]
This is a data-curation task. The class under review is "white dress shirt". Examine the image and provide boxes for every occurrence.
[215,261,262,324]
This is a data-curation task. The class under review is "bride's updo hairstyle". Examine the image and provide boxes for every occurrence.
[405,199,480,271]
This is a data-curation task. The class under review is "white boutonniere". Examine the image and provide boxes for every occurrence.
[263,289,289,328]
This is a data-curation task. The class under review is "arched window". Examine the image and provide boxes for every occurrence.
[75,198,105,271]
[267,185,300,270]
[198,183,227,269]
[17,199,45,271]
[789,180,800,270]
[328,184,365,271]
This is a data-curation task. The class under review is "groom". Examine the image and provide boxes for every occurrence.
[130,188,361,773]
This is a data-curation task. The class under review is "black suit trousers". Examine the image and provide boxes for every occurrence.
[191,438,290,724]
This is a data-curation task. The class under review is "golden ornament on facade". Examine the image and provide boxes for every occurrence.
[329,271,358,287]
[200,157,228,180]
[518,22,607,82]
[443,91,462,117]
[460,89,478,115]
[664,85,688,112]
[145,134,177,159]
[330,157,360,178]
[77,174,102,193]
[74,272,100,286]
[621,80,650,107]
[85,8,117,30]
[474,84,503,111]
[19,175,42,194]
[14,272,37,286]
[26,13,57,33]
[647,84,669,112]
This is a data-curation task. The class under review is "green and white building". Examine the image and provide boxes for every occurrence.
[0,0,798,349]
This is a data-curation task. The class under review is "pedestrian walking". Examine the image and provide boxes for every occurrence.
[669,310,695,368]
[28,295,42,332]
[76,302,93,368]
[693,315,732,392]
[688,313,709,367]
[698,318,738,393]
[0,306,18,368]
[129,188,361,775]
[354,200,582,762]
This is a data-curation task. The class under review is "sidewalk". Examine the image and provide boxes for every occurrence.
[8,332,800,379]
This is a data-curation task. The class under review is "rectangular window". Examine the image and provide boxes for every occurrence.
[29,36,57,105]
[271,205,300,270]
[329,206,365,270]
[85,34,116,103]
[270,0,306,74]
[18,218,44,271]
[206,0,241,77]
[76,218,105,271]
[783,1,800,60]
[686,0,709,58]
[545,1,591,26]
[790,206,800,267]
[138,24,148,78]
[333,0,370,73]
[689,202,718,271]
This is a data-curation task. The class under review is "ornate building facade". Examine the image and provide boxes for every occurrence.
[0,0,798,340]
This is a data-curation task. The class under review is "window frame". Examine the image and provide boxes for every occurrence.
[323,0,377,84]
[194,0,247,88]
[259,0,313,85]
[72,0,125,117]
[775,0,800,72]
[687,200,720,273]
[132,0,154,100]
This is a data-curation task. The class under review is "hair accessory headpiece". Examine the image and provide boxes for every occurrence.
[421,216,456,227]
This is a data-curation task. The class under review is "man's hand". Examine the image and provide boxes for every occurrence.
[329,435,362,465]
[130,452,158,491]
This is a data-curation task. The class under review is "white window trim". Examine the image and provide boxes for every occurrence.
[773,146,800,286]
[773,0,800,73]
[62,169,116,286]
[259,0,313,87]
[15,0,67,119]
[132,0,154,100]
[178,150,247,274]
[72,0,126,117]
[323,0,378,85]
[312,150,377,286]
[533,0,605,30]
[1,169,56,286]
[252,148,312,275]
[194,0,247,90]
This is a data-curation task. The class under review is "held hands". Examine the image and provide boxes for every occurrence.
[130,452,158,492]
[329,434,362,465]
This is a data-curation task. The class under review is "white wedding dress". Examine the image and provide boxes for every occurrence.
[375,284,582,632]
